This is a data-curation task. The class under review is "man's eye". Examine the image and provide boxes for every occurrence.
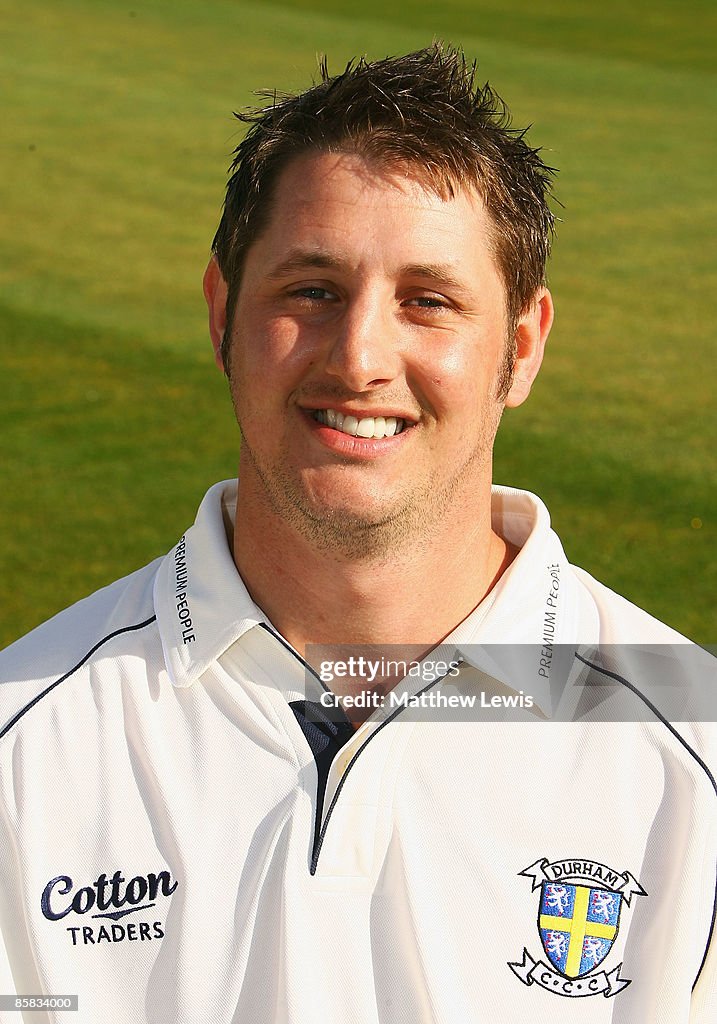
[290,287,335,301]
[405,296,449,309]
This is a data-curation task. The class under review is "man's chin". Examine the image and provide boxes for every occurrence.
[245,456,413,554]
[284,493,413,558]
[298,498,401,532]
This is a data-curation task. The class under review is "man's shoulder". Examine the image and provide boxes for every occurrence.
[0,556,164,740]
[569,563,716,780]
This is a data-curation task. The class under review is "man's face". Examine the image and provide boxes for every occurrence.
[211,152,548,554]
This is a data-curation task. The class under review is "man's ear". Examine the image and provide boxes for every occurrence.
[505,288,554,409]
[203,256,229,373]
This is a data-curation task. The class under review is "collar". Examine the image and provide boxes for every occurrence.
[154,480,594,711]
[154,481,268,688]
[444,485,589,714]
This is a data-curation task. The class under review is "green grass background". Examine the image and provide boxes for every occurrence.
[1,0,714,646]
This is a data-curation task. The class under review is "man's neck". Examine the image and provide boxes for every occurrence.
[231,481,516,659]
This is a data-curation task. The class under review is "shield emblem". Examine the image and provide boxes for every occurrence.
[538,882,621,978]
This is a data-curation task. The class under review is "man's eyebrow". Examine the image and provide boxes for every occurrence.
[267,250,348,278]
[400,263,467,291]
[268,253,469,291]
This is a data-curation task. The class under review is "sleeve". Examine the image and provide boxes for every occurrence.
[0,918,16,998]
[689,727,717,1023]
[684,708,717,1019]
[690,900,717,1021]
[0,743,46,1015]
[0,807,21,1007]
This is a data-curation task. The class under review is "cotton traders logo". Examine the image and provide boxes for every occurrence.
[41,869,178,947]
[508,857,647,999]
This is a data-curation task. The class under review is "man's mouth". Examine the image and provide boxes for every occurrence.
[312,408,409,439]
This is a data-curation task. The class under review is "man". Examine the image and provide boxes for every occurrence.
[0,45,714,1023]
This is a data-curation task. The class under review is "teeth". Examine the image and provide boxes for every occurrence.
[313,408,406,439]
[356,417,374,438]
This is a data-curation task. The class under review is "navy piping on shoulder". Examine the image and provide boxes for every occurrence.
[0,615,157,741]
[573,653,717,795]
[575,651,717,992]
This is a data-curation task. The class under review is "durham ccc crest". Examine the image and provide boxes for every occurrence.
[509,857,647,999]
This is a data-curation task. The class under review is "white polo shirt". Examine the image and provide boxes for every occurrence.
[0,480,714,1023]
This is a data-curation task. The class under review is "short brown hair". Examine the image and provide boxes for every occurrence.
[212,43,556,370]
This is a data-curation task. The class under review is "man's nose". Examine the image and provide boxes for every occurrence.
[323,293,402,392]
